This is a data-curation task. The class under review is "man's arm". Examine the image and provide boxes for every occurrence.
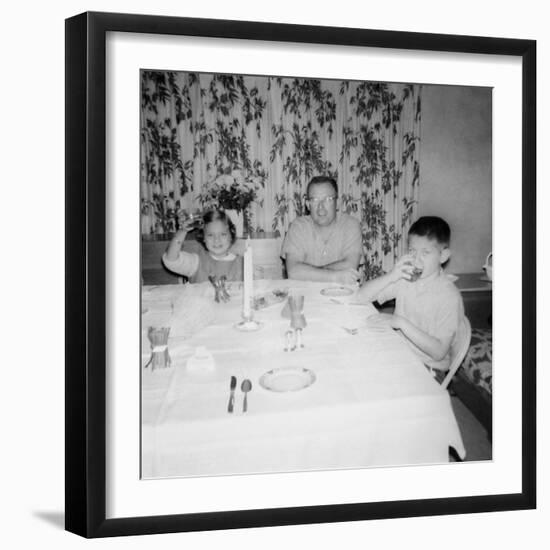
[282,216,361,283]
[327,216,363,272]
[285,255,359,284]
[321,253,362,272]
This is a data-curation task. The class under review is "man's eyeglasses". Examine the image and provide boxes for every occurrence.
[306,195,337,207]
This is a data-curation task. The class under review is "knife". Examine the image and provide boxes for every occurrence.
[228,375,237,413]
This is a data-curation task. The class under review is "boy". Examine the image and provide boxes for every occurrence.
[358,216,466,376]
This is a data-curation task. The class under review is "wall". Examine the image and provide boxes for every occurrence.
[419,85,492,274]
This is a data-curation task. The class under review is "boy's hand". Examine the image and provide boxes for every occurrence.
[366,313,405,331]
[389,254,415,282]
[366,313,395,331]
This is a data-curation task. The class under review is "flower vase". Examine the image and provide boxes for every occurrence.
[226,209,244,238]
[242,209,251,236]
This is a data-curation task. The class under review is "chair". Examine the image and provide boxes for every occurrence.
[441,316,472,390]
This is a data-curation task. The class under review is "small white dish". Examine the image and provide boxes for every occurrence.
[259,367,316,392]
[186,346,215,373]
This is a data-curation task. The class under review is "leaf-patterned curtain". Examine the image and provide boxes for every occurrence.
[141,71,421,278]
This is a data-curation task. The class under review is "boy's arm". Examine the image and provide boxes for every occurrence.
[357,272,395,302]
[392,316,453,362]
[357,254,414,302]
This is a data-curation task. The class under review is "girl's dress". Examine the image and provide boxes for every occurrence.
[189,248,243,283]
[163,246,243,283]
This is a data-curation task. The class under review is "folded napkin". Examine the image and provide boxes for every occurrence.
[170,294,218,339]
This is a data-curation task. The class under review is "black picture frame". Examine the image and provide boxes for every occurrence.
[65,11,536,538]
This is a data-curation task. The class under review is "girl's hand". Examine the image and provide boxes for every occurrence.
[389,254,415,282]
[176,212,195,233]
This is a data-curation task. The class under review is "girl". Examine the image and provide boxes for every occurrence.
[162,209,243,283]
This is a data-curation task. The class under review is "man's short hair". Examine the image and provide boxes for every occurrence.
[307,176,338,197]
[408,216,451,246]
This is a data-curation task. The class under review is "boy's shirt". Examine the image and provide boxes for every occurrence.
[376,270,465,371]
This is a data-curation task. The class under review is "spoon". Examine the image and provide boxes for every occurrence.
[241,379,252,413]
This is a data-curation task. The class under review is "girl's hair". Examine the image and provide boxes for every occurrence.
[195,209,237,249]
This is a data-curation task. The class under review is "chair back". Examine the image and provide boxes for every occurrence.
[441,316,472,389]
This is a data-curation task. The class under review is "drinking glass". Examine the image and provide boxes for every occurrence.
[409,266,423,282]
[288,295,306,330]
[288,295,305,313]
[178,208,203,230]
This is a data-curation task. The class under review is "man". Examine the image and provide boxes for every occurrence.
[281,176,362,284]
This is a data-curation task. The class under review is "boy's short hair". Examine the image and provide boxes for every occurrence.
[196,209,237,249]
[408,216,451,246]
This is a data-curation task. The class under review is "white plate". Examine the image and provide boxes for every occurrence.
[259,367,316,392]
[320,286,354,297]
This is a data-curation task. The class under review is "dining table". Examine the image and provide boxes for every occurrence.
[141,279,466,479]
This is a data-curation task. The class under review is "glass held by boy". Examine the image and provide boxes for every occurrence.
[162,209,244,283]
[357,216,467,374]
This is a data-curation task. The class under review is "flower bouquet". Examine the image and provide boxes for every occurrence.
[198,170,258,213]
[198,170,260,235]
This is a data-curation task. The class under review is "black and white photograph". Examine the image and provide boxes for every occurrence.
[140,70,493,479]
[3,0,544,547]
[60,6,535,542]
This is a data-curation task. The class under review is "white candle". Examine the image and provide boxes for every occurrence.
[243,237,253,319]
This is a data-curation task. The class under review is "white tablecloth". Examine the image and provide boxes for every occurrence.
[141,280,465,478]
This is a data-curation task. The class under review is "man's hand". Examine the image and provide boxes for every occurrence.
[333,268,360,286]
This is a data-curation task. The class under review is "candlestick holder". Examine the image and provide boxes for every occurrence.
[234,312,263,332]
